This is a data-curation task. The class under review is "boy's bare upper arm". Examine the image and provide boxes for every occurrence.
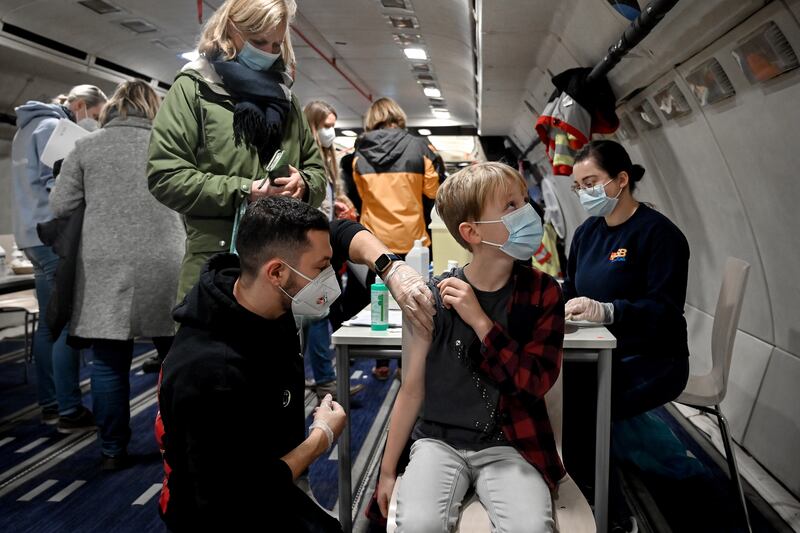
[401,321,430,398]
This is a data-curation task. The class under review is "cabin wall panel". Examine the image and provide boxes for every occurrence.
[743,348,800,497]
[684,305,772,442]
[785,0,800,22]
[678,3,800,356]
[620,84,774,344]
[0,140,11,235]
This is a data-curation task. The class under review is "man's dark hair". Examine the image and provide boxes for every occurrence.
[236,197,329,278]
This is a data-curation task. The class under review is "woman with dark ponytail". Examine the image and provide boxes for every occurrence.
[561,140,690,489]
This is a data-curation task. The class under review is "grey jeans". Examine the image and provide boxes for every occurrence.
[396,438,554,533]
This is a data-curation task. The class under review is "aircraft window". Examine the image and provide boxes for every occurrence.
[654,83,692,120]
[380,0,412,9]
[78,0,121,14]
[386,15,419,29]
[411,62,431,74]
[605,0,641,21]
[394,33,424,46]
[685,58,736,107]
[631,100,661,131]
[731,21,799,84]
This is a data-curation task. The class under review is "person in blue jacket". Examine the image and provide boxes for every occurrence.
[561,140,690,490]
[10,84,106,430]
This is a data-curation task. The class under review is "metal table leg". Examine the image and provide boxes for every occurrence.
[337,344,352,532]
[595,348,613,533]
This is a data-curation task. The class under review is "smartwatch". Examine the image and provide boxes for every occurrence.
[374,253,401,274]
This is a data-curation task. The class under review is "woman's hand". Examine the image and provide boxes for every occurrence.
[565,296,612,323]
[272,165,306,199]
[249,180,284,200]
[334,195,358,220]
[384,262,435,336]
[437,277,493,339]
[377,471,397,518]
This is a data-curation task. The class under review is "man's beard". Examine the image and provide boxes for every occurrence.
[281,273,302,312]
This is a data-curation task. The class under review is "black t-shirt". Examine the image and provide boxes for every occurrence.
[413,267,511,450]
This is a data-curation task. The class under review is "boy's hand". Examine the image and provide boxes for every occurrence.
[437,277,493,339]
[377,472,397,518]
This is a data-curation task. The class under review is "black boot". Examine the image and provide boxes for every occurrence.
[141,354,164,374]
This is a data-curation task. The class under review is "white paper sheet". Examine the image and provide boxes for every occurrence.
[342,307,402,327]
[40,119,89,168]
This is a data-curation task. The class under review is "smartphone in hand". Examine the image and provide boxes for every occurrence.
[257,149,287,190]
[269,164,291,185]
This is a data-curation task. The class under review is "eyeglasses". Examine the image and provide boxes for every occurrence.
[570,179,615,197]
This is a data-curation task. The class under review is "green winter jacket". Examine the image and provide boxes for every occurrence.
[148,58,326,301]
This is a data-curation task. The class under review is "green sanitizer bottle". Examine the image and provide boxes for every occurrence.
[371,282,389,331]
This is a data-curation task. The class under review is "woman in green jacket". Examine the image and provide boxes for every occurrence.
[148,0,326,301]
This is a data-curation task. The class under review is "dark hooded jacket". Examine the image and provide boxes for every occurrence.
[352,128,442,254]
[155,253,342,532]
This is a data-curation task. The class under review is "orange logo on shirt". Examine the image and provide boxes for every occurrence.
[609,248,627,262]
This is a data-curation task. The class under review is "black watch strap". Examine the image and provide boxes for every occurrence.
[375,253,401,273]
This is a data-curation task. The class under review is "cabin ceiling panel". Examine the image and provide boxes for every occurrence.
[479,0,624,136]
[297,0,475,126]
[0,42,118,114]
[1,0,475,126]
[0,0,202,83]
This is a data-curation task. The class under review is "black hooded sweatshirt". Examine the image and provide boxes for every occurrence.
[156,253,342,532]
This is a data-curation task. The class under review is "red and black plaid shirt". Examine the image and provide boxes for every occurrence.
[475,262,566,489]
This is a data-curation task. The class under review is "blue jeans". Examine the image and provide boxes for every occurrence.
[24,245,82,415]
[90,338,134,457]
[302,318,336,385]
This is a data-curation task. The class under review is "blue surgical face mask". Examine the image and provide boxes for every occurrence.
[474,203,543,261]
[578,180,623,217]
[237,41,280,71]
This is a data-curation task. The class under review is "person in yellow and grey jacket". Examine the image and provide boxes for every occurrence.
[147,0,326,302]
[352,97,442,256]
[352,97,442,380]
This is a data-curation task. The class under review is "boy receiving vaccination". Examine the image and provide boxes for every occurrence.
[377,162,565,532]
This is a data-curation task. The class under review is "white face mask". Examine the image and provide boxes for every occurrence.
[279,263,341,318]
[78,118,99,131]
[76,107,99,131]
[318,127,336,148]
